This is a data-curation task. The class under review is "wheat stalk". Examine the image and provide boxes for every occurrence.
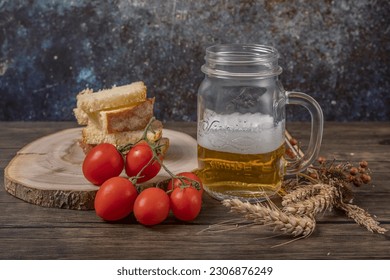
[283,184,338,215]
[222,199,316,238]
[282,184,325,206]
[219,156,387,244]
[336,202,388,234]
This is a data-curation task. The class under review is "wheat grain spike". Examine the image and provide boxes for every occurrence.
[223,199,316,238]
[337,202,388,234]
[282,184,325,206]
[283,185,338,215]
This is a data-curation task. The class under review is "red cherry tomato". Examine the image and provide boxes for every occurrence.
[125,143,162,183]
[94,177,138,221]
[167,172,204,196]
[170,187,202,222]
[133,188,170,226]
[82,143,124,185]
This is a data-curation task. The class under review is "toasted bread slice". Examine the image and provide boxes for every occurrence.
[81,119,163,147]
[100,98,155,133]
[73,88,94,125]
[76,81,147,113]
[73,107,89,125]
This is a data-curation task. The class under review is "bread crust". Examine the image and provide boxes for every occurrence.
[81,120,163,146]
[102,98,155,133]
[77,81,147,113]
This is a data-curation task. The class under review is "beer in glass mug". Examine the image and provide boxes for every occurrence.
[196,44,323,202]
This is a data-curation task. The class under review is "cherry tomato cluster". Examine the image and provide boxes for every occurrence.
[82,142,203,225]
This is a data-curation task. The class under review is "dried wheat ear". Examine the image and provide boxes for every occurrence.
[223,135,387,240]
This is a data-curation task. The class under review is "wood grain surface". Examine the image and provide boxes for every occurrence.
[1,121,390,260]
[3,127,198,210]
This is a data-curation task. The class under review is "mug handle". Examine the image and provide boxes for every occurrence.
[285,91,324,175]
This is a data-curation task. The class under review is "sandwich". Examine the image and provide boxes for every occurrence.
[73,81,169,154]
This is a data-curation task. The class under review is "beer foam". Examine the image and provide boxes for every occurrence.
[198,110,284,154]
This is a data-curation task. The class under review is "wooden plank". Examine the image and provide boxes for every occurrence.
[1,184,389,228]
[1,122,390,260]
[287,122,390,147]
[0,122,79,149]
[288,122,390,135]
[0,149,18,170]
[0,224,388,260]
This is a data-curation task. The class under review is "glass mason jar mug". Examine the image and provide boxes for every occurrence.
[196,44,323,202]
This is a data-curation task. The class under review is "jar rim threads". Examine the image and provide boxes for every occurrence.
[201,44,283,78]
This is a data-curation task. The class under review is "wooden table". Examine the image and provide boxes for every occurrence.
[1,121,389,260]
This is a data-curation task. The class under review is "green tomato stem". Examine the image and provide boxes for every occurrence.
[123,116,201,192]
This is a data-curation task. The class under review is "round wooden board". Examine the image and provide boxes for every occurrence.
[4,128,198,210]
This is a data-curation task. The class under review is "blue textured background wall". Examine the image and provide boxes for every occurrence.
[1,0,389,121]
